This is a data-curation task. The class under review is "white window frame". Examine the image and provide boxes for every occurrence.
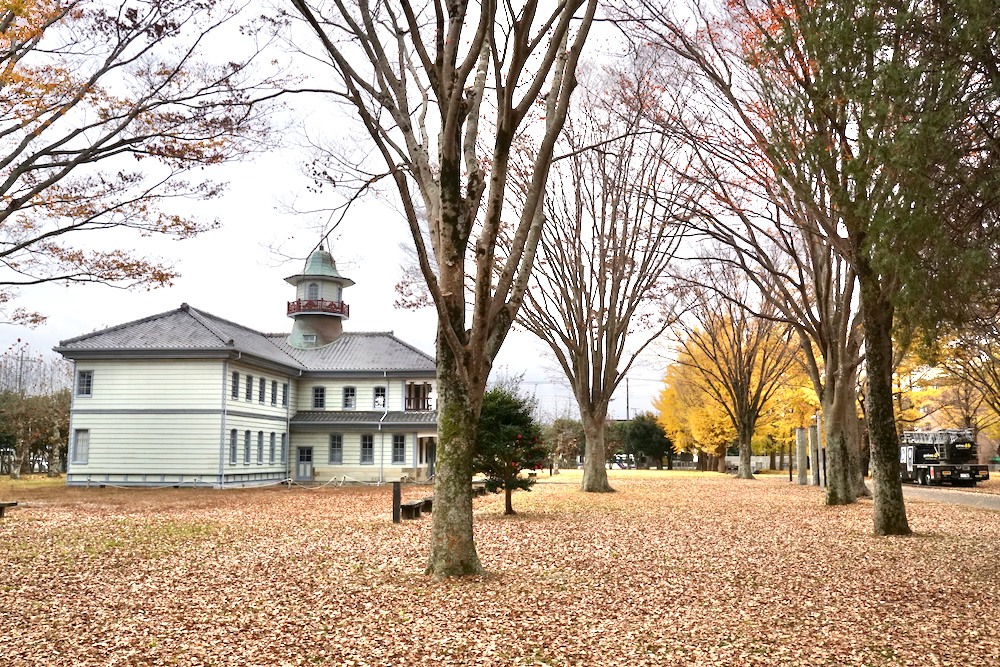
[306,282,320,300]
[360,434,374,464]
[72,429,89,465]
[391,434,405,465]
[229,430,237,465]
[343,386,356,410]
[76,370,93,397]
[271,380,278,406]
[312,386,326,409]
[329,434,343,464]
[246,375,253,402]
[243,430,251,465]
[281,383,288,406]
[281,433,287,464]
[269,433,276,464]
[258,378,266,404]
[231,372,240,400]
[374,386,387,409]
[257,431,264,464]
[302,334,317,344]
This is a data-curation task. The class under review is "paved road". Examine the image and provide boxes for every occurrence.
[898,485,1000,512]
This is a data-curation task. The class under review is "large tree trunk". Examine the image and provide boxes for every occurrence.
[426,337,484,578]
[858,269,911,535]
[717,454,727,473]
[580,411,613,492]
[736,427,754,479]
[823,380,857,505]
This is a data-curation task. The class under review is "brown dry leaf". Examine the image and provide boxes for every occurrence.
[1,471,998,666]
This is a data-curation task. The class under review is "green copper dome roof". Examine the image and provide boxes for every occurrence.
[285,246,355,286]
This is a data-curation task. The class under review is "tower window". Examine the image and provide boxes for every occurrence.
[306,282,320,300]
[302,334,317,344]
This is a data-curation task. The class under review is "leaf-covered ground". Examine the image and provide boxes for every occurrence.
[1,471,998,666]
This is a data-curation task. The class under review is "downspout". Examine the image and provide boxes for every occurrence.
[219,361,229,489]
[287,369,301,483]
[378,371,388,484]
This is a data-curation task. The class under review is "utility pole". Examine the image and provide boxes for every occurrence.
[626,377,630,420]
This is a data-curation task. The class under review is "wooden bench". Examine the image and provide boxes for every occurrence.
[420,497,433,513]
[472,483,487,497]
[0,501,17,518]
[400,500,424,519]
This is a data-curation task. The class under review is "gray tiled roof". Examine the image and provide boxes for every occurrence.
[266,332,436,372]
[56,305,436,374]
[291,410,437,425]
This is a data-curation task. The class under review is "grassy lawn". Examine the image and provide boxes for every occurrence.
[1,471,998,666]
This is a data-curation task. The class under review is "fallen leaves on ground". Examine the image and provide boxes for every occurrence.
[1,471,998,666]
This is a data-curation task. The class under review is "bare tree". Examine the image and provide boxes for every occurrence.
[620,0,1000,534]
[674,267,798,479]
[0,343,72,478]
[290,0,597,577]
[0,0,278,325]
[515,62,692,493]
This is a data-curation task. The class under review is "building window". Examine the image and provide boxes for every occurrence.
[360,434,374,464]
[302,334,317,344]
[257,431,264,464]
[269,433,276,464]
[329,434,343,464]
[281,383,288,406]
[392,434,405,465]
[306,282,320,300]
[76,370,93,397]
[244,430,251,464]
[343,386,356,410]
[312,386,326,409]
[281,433,287,463]
[231,371,240,399]
[72,429,89,464]
[259,378,266,404]
[229,430,237,465]
[246,375,253,401]
[271,381,278,406]
[374,386,387,409]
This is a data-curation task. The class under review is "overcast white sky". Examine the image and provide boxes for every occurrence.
[1,5,665,420]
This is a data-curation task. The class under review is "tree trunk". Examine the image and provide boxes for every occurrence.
[580,411,613,492]
[769,445,776,471]
[504,486,515,515]
[858,268,911,535]
[736,428,754,479]
[822,382,857,505]
[47,424,61,478]
[717,454,726,473]
[10,433,25,480]
[426,337,484,578]
[778,444,785,471]
[666,453,673,470]
[849,411,871,497]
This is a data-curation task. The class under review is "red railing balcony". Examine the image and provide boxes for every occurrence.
[405,397,433,411]
[287,299,350,317]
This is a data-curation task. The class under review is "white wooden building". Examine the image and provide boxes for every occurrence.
[55,247,439,487]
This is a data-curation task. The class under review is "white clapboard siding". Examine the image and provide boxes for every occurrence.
[226,362,295,420]
[72,360,222,410]
[292,431,414,482]
[295,378,433,412]
[68,413,221,476]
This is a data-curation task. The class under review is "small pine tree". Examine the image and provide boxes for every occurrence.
[474,387,546,515]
